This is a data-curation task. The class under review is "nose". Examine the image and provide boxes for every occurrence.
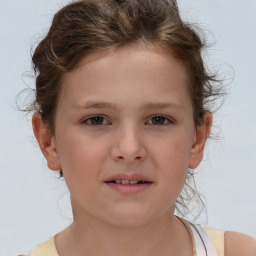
[110,124,147,164]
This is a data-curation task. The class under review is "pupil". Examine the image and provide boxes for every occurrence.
[91,116,103,125]
[152,116,165,125]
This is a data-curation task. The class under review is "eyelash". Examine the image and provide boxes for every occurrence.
[81,115,174,127]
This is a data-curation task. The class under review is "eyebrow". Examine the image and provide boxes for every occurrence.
[72,101,183,111]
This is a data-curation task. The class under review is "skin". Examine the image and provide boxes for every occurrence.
[32,45,256,256]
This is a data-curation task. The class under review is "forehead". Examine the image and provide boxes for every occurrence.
[58,45,191,110]
[75,44,188,79]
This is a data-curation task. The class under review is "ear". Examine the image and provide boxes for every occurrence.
[188,111,212,169]
[32,112,61,171]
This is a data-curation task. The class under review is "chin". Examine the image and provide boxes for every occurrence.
[101,205,157,228]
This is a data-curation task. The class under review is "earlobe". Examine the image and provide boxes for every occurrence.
[32,112,61,171]
[188,111,212,169]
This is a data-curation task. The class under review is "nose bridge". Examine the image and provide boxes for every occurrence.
[111,120,146,162]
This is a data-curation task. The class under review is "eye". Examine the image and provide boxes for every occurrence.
[147,115,173,126]
[82,116,109,126]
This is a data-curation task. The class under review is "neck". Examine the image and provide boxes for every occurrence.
[55,203,193,256]
[79,214,174,254]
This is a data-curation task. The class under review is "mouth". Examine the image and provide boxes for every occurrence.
[104,174,153,194]
[105,180,151,185]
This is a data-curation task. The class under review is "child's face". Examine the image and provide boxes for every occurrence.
[36,45,210,226]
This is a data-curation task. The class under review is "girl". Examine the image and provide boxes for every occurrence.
[20,0,256,255]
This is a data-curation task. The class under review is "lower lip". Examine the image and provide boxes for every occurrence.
[105,182,152,194]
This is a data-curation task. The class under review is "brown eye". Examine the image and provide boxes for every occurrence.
[83,116,107,126]
[149,116,172,125]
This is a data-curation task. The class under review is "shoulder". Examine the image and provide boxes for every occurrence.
[225,231,256,256]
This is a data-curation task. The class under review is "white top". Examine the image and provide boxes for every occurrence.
[190,223,219,256]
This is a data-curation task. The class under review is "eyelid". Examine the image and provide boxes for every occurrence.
[81,115,110,126]
[146,115,175,126]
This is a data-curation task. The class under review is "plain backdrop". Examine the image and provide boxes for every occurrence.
[0,0,256,255]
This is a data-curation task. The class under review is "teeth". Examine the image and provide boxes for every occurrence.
[129,180,139,184]
[114,180,146,184]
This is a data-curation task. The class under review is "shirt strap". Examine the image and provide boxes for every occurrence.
[203,226,225,256]
[189,223,220,256]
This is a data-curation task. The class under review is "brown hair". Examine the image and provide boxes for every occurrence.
[23,0,224,218]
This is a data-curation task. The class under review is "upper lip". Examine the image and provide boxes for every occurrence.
[104,173,153,183]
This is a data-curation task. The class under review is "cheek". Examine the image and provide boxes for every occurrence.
[56,130,109,193]
[58,128,107,165]
[151,131,193,171]
[149,132,193,195]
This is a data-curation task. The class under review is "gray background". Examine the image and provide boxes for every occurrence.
[0,0,255,255]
